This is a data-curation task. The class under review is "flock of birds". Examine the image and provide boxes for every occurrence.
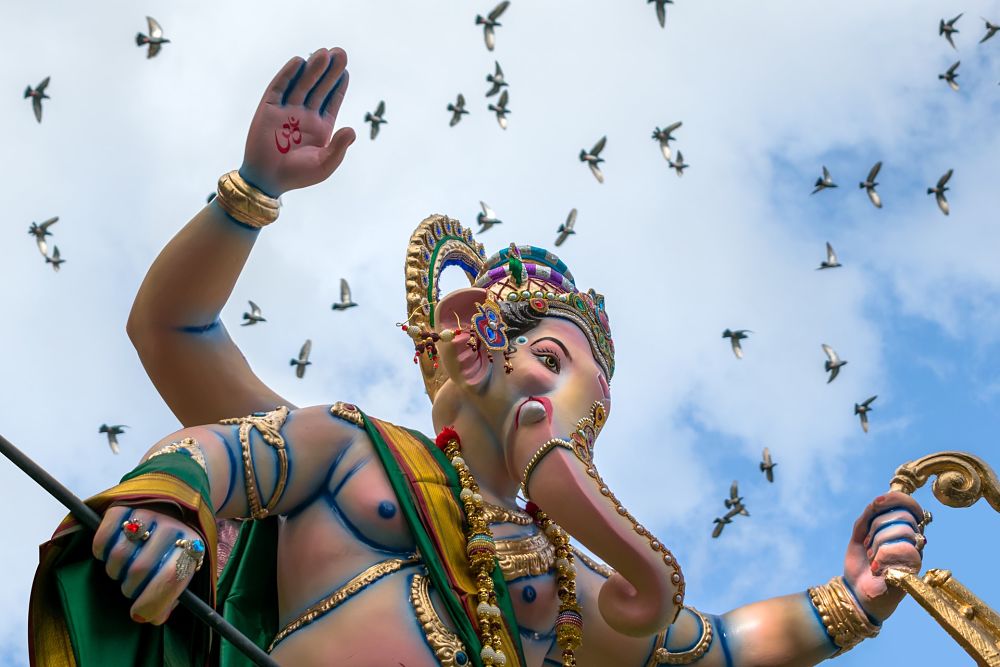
[18,9,987,547]
[703,12,1000,538]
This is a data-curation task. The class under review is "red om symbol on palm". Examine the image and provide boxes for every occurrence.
[274,116,302,154]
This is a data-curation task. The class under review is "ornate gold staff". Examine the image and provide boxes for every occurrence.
[883,451,1000,667]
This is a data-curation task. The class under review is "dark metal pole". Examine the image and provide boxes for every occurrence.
[0,433,279,667]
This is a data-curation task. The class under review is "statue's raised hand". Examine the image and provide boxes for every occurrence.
[239,48,356,198]
[91,505,206,625]
[843,491,926,622]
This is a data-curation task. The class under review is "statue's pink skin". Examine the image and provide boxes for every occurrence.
[99,46,927,665]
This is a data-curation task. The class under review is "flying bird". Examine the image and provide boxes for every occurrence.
[669,151,688,177]
[365,100,387,140]
[45,246,65,272]
[241,300,266,326]
[760,447,777,483]
[447,94,469,127]
[651,122,682,161]
[854,395,877,433]
[477,201,502,233]
[927,169,953,216]
[711,515,732,539]
[817,242,842,270]
[487,89,510,129]
[136,16,170,58]
[24,77,50,123]
[648,0,673,28]
[939,13,963,49]
[554,208,577,247]
[476,1,510,51]
[579,136,607,184]
[811,166,837,194]
[822,344,847,383]
[981,19,1000,43]
[331,279,358,310]
[859,161,883,208]
[28,217,58,257]
[485,61,508,97]
[939,61,960,91]
[724,481,749,516]
[722,329,751,359]
[290,339,312,378]
[99,424,127,454]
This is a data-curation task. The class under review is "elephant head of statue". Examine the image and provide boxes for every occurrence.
[403,215,683,636]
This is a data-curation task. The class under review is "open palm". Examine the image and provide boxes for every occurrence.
[239,47,356,197]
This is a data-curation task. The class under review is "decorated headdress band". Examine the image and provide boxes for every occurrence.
[404,214,615,400]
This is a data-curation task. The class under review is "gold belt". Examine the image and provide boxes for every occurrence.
[269,556,419,651]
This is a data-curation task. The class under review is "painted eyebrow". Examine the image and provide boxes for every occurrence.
[533,336,572,361]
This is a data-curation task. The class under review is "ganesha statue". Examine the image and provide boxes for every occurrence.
[29,47,927,667]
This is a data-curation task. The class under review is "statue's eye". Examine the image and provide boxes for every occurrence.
[534,351,561,374]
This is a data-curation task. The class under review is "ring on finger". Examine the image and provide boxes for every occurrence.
[122,518,152,543]
[917,510,933,533]
[914,533,927,550]
[174,538,206,581]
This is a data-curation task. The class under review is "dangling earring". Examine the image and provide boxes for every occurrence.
[397,309,464,371]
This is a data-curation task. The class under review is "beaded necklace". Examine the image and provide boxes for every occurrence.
[437,427,583,667]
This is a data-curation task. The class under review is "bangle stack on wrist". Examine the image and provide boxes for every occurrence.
[215,170,280,228]
[808,576,881,656]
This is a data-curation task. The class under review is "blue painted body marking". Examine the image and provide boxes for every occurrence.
[177,319,221,334]
[128,525,180,602]
[841,576,883,626]
[714,615,735,667]
[116,531,149,582]
[871,518,917,540]
[804,591,839,653]
[331,455,371,498]
[319,72,345,116]
[280,60,306,106]
[210,429,238,512]
[303,56,335,108]
[866,505,922,533]
[321,488,410,555]
[285,441,353,519]
[103,510,131,562]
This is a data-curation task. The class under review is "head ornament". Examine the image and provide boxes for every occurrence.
[405,215,614,400]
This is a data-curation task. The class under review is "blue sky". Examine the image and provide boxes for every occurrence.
[1,1,999,665]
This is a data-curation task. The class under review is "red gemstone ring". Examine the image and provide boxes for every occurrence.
[122,517,151,543]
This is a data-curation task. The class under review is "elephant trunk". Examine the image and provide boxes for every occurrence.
[520,444,683,637]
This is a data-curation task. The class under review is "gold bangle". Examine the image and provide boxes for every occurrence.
[647,607,714,665]
[215,170,280,228]
[808,576,880,655]
[520,438,572,495]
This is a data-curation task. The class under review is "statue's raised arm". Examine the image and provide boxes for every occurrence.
[127,48,356,425]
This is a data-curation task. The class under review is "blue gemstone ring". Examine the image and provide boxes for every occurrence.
[174,537,206,581]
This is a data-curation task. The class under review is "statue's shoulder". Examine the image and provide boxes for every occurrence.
[328,402,432,450]
[328,401,366,428]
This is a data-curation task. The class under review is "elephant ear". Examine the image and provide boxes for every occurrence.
[435,287,490,335]
[405,214,487,400]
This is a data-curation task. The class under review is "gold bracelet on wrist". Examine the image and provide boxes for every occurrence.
[520,438,573,496]
[646,607,714,665]
[215,170,280,228]
[808,576,880,656]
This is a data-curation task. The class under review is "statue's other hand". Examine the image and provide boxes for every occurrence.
[239,47,356,198]
[843,491,925,623]
[91,505,205,625]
